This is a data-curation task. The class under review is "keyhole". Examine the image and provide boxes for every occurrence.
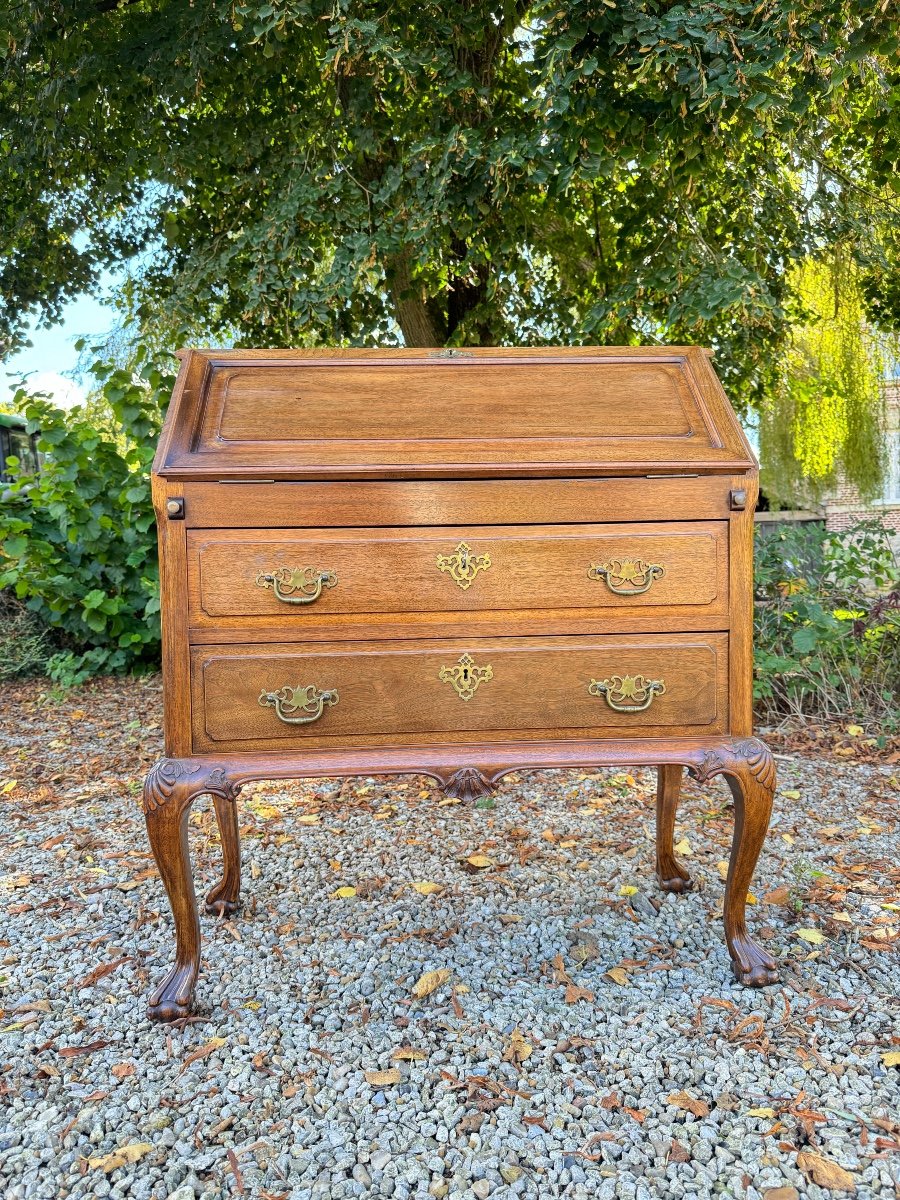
[460,546,469,570]
[461,666,471,683]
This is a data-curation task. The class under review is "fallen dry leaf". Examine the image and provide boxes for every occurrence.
[411,968,451,998]
[618,885,638,896]
[111,1062,135,1080]
[87,1143,153,1172]
[669,1140,691,1163]
[391,1047,427,1061]
[763,1189,799,1200]
[333,886,357,899]
[881,1050,900,1067]
[75,955,131,991]
[564,982,595,1004]
[605,967,630,986]
[58,1040,111,1059]
[667,1090,710,1118]
[502,1029,533,1065]
[796,1150,856,1192]
[15,999,51,1014]
[673,838,691,856]
[796,928,825,945]
[226,1147,244,1194]
[1,874,32,889]
[179,1037,227,1074]
[746,1106,777,1118]
[411,881,443,896]
[465,854,494,869]
[364,1068,401,1087]
[764,885,792,905]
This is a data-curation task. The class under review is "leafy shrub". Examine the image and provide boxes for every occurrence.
[754,519,900,728]
[0,351,176,685]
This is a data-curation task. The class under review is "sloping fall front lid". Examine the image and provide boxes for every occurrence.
[153,346,755,481]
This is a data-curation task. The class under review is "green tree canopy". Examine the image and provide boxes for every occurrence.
[2,1,899,427]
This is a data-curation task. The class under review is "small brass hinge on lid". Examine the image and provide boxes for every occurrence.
[428,348,475,358]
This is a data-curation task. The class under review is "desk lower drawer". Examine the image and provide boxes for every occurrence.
[190,633,728,752]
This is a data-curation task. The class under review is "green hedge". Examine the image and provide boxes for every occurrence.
[0,353,174,685]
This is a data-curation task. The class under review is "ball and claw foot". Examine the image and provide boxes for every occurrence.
[657,870,694,894]
[731,943,779,988]
[204,882,240,918]
[146,964,196,1023]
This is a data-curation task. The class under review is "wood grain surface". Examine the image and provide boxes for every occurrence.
[188,521,728,623]
[190,632,728,751]
[155,347,755,479]
[180,476,734,529]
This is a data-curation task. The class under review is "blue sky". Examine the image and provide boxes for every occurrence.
[2,283,118,409]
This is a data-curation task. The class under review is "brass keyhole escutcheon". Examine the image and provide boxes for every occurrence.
[436,542,492,590]
[438,653,493,701]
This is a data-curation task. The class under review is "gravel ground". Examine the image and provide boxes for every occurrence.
[1,675,898,1200]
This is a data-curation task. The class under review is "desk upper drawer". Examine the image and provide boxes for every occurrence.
[188,522,728,626]
[191,632,727,752]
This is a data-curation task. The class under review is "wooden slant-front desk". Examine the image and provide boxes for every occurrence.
[144,346,777,1021]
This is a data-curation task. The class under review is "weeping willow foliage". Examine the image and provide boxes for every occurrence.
[760,252,897,506]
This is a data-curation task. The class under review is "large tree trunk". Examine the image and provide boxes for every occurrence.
[387,249,444,347]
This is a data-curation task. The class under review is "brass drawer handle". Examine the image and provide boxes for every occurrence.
[438,653,493,701]
[588,673,666,713]
[436,541,492,590]
[258,684,338,724]
[255,566,337,605]
[588,558,665,595]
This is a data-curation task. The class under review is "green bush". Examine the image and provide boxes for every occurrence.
[754,518,900,729]
[0,351,175,685]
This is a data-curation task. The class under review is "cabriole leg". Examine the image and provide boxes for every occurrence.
[655,764,693,893]
[690,739,779,987]
[205,792,241,917]
[143,759,240,1021]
